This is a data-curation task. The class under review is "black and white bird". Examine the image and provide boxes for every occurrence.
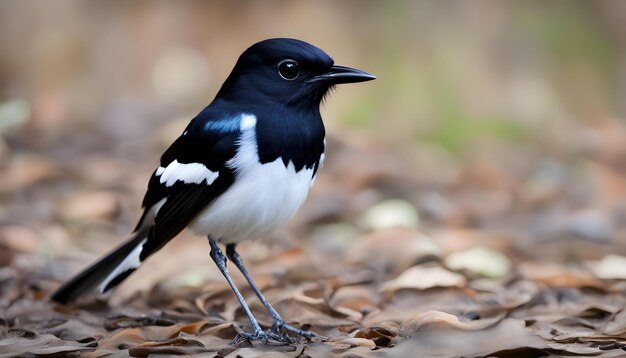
[51,38,375,341]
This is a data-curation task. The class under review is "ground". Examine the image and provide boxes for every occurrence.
[3,128,626,357]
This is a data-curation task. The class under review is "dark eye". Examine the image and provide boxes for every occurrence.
[278,59,300,80]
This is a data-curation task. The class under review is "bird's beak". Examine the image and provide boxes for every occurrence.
[312,65,376,84]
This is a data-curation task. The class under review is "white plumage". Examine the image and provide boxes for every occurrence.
[98,238,147,293]
[157,160,219,187]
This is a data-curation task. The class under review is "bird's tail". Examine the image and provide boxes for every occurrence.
[51,228,153,305]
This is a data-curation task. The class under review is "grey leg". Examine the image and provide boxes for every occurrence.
[226,243,317,340]
[208,237,278,343]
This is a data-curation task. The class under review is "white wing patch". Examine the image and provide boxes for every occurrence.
[156,160,219,187]
[98,238,147,293]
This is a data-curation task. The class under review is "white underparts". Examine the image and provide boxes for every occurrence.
[99,238,148,293]
[156,160,219,187]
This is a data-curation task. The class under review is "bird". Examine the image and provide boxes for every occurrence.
[50,38,375,342]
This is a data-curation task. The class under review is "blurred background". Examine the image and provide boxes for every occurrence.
[2,1,626,299]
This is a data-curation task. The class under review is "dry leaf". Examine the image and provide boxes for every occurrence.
[348,228,440,274]
[381,265,466,292]
[354,325,397,348]
[394,311,546,357]
[0,330,94,358]
[520,262,604,289]
[58,191,121,222]
[329,285,378,317]
[332,337,376,350]
[445,246,511,279]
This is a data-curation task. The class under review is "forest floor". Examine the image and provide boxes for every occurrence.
[3,122,626,357]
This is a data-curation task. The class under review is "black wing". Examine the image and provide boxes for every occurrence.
[50,110,244,303]
[135,113,241,256]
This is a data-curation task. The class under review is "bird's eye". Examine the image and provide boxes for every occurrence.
[278,60,300,80]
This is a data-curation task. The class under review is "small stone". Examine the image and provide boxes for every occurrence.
[445,246,511,279]
[359,199,419,230]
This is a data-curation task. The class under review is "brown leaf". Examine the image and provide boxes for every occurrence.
[0,329,94,358]
[347,228,440,275]
[328,285,378,319]
[354,325,397,347]
[0,225,39,253]
[520,262,605,289]
[201,322,241,340]
[128,335,206,357]
[547,342,604,356]
[381,265,466,293]
[175,321,210,335]
[104,313,176,330]
[331,337,376,350]
[394,311,546,357]
[58,191,121,222]
[273,297,356,329]
[0,155,61,193]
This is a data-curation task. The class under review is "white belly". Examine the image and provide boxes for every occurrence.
[189,159,313,243]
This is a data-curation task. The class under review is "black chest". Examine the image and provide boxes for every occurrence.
[255,108,325,171]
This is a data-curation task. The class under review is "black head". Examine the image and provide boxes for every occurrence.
[215,38,375,108]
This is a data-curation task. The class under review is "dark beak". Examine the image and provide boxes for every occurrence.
[312,65,376,84]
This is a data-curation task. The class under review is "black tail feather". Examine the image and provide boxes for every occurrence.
[50,229,150,305]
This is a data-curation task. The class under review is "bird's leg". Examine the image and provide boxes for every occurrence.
[208,237,281,343]
[226,244,318,341]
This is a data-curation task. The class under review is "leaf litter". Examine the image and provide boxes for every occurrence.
[4,112,626,357]
[6,224,626,357]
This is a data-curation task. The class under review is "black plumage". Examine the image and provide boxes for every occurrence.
[51,38,375,341]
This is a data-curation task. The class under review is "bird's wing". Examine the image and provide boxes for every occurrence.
[51,114,243,303]
[135,114,242,255]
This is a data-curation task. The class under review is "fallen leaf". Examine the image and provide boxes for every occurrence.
[58,191,121,222]
[0,330,94,358]
[519,262,604,289]
[394,311,546,357]
[381,265,466,292]
[128,335,206,357]
[348,228,440,276]
[547,342,603,356]
[332,337,376,350]
[0,155,61,193]
[445,246,511,279]
[0,225,39,253]
[329,285,378,318]
[354,325,396,347]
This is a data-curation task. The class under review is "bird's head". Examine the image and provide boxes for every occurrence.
[215,38,375,109]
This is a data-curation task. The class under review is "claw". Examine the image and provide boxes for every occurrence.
[232,328,291,345]
[232,330,270,345]
[269,320,321,341]
[230,321,321,345]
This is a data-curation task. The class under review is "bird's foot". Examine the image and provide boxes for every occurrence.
[232,329,285,345]
[268,320,323,342]
[231,322,323,345]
